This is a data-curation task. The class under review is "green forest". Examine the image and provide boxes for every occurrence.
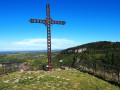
[53,41,120,67]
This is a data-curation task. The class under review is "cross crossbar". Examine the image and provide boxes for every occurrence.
[30,19,65,25]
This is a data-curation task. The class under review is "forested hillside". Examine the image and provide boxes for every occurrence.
[52,41,120,67]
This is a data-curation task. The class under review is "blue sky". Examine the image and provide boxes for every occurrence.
[0,0,120,51]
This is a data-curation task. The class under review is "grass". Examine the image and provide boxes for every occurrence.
[0,68,120,90]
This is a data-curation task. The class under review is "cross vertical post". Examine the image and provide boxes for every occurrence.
[46,4,52,71]
[30,4,66,71]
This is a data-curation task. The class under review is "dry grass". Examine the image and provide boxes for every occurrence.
[0,68,120,90]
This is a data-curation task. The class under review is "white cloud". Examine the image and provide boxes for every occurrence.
[0,38,80,51]
[15,38,47,46]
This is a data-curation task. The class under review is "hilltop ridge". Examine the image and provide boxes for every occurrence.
[53,41,120,67]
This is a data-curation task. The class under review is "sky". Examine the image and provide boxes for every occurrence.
[0,0,120,51]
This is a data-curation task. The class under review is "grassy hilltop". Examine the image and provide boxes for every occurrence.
[0,69,119,90]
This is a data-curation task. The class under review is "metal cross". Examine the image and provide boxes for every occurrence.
[29,4,66,71]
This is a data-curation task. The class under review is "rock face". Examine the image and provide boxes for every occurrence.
[68,50,73,53]
[77,48,87,53]
[0,64,2,66]
[67,48,87,54]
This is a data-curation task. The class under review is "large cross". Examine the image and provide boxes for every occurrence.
[29,4,66,71]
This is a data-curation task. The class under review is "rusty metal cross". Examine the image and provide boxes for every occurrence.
[29,4,66,71]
